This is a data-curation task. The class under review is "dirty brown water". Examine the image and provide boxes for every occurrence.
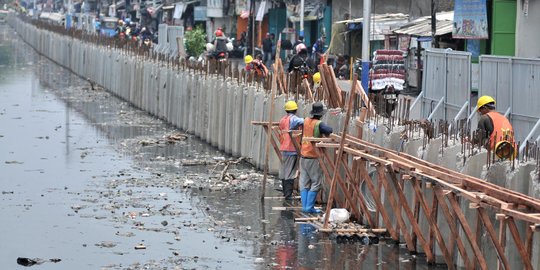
[0,24,447,269]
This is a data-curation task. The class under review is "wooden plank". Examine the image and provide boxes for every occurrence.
[384,166,434,262]
[375,165,422,254]
[324,133,368,227]
[447,192,488,270]
[264,196,300,200]
[323,75,357,228]
[497,217,507,270]
[259,125,282,162]
[354,80,376,116]
[410,177,454,269]
[295,217,319,221]
[316,148,346,208]
[428,189,439,252]
[338,154,368,222]
[338,133,540,210]
[477,207,511,270]
[434,186,472,269]
[525,225,534,262]
[273,206,322,210]
[261,65,278,200]
[357,161,398,240]
[318,228,387,233]
[507,217,534,270]
[356,108,367,140]
[251,121,279,126]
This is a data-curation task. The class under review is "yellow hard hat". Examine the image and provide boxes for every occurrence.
[477,95,495,111]
[244,55,253,64]
[284,100,298,111]
[313,72,321,84]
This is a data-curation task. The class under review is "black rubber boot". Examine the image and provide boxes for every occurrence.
[283,179,294,200]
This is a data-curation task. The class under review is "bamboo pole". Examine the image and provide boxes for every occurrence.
[261,62,278,201]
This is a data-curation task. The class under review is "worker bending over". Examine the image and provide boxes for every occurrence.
[476,95,515,159]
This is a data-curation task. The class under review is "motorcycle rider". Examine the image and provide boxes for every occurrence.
[212,29,228,60]
[288,44,315,94]
[244,55,268,78]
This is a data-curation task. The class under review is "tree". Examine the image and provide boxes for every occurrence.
[184,25,206,57]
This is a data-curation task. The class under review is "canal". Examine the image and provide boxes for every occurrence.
[0,24,446,269]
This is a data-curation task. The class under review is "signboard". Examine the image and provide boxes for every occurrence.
[194,6,207,21]
[453,0,489,39]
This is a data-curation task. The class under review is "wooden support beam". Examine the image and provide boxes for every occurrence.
[497,217,507,270]
[317,228,387,233]
[319,149,364,224]
[377,165,428,257]
[324,77,357,228]
[428,185,440,260]
[525,225,535,261]
[447,192,488,270]
[411,177,454,269]
[357,161,399,240]
[507,217,534,270]
[385,167,436,260]
[477,207,511,270]
[434,186,472,269]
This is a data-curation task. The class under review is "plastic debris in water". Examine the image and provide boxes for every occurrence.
[134,243,146,250]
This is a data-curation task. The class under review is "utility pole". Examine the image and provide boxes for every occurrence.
[299,0,304,37]
[431,0,437,48]
[361,0,371,93]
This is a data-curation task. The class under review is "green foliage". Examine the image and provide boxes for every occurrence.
[184,25,206,57]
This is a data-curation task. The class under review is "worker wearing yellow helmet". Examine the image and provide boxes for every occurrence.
[278,100,304,200]
[244,54,268,78]
[476,95,515,159]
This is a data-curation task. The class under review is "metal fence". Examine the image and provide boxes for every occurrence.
[410,48,472,125]
[479,55,540,149]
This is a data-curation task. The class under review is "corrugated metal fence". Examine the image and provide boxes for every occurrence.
[479,55,540,145]
[411,48,472,125]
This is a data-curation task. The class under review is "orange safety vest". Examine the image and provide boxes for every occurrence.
[301,118,321,158]
[279,115,300,152]
[487,111,514,149]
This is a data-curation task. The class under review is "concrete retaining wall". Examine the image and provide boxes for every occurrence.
[11,18,540,267]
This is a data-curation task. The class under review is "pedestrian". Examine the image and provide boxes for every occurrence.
[263,33,274,68]
[296,102,333,213]
[278,100,304,200]
[293,35,304,52]
[312,35,326,66]
[475,95,515,159]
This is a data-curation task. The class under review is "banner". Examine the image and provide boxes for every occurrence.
[256,0,266,22]
[453,0,488,39]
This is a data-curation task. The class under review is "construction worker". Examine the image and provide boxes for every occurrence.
[297,102,333,213]
[278,100,304,200]
[244,55,268,78]
[476,95,516,159]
